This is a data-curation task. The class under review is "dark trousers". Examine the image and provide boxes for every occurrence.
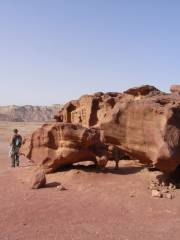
[11,153,19,167]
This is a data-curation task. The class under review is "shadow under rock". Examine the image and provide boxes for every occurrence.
[169,165,180,188]
[45,182,61,188]
[57,163,144,175]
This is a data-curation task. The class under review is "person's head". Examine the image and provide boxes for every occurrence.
[13,129,18,134]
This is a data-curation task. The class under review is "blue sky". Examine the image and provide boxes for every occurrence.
[0,0,180,105]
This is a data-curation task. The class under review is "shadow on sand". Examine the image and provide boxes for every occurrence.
[45,182,61,188]
[57,163,145,175]
[169,165,180,187]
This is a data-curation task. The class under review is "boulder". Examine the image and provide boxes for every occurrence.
[21,85,180,174]
[21,123,107,173]
[124,85,160,96]
[165,193,173,199]
[151,190,162,198]
[31,169,46,189]
[99,93,180,172]
[54,85,180,173]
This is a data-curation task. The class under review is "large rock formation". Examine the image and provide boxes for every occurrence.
[0,105,62,122]
[21,123,108,173]
[21,85,180,173]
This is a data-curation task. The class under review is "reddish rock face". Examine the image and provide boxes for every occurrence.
[21,85,180,173]
[170,85,180,95]
[31,169,46,189]
[21,123,107,173]
[99,94,180,172]
[123,85,160,96]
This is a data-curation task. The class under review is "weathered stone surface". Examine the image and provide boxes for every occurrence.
[54,85,180,173]
[21,123,108,173]
[57,184,67,191]
[124,85,160,96]
[151,190,162,198]
[100,96,180,172]
[31,169,46,189]
[165,193,173,199]
[21,85,180,173]
[170,85,180,95]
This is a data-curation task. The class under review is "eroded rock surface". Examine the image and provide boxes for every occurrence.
[21,123,108,173]
[170,85,180,95]
[21,85,180,173]
[31,169,46,189]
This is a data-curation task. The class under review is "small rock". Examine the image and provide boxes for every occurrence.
[161,189,169,194]
[168,183,176,191]
[148,183,158,190]
[161,182,165,187]
[152,190,162,198]
[130,194,135,198]
[165,193,173,199]
[31,169,46,189]
[57,184,67,191]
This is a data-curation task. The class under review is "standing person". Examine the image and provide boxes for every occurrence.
[10,129,22,168]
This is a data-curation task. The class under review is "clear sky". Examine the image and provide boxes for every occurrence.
[0,0,180,105]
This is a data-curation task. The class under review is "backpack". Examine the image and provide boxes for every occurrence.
[14,135,22,147]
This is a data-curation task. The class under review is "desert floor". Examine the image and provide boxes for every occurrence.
[0,122,180,240]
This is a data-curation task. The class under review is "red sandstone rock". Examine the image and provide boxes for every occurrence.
[31,169,46,189]
[21,123,108,173]
[151,190,162,198]
[99,94,180,172]
[124,85,160,96]
[170,85,180,95]
[21,85,180,173]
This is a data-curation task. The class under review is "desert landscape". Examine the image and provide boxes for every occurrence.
[1,1,180,239]
[0,85,180,240]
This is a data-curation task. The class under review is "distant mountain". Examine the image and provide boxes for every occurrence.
[0,104,62,122]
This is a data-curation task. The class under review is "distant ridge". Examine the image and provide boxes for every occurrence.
[0,104,62,122]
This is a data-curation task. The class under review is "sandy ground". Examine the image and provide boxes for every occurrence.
[0,122,180,240]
